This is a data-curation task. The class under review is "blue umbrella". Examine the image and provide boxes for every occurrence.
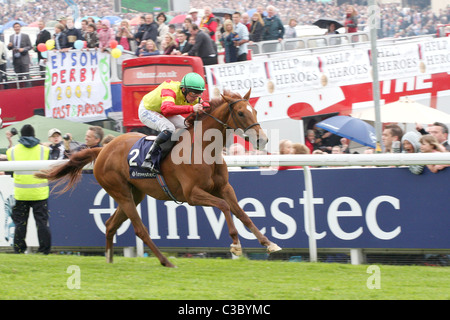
[102,16,122,25]
[3,20,27,29]
[316,116,377,148]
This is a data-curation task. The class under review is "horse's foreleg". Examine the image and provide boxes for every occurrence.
[187,186,241,255]
[105,207,128,263]
[221,184,282,253]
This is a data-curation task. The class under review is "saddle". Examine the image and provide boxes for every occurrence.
[127,135,176,179]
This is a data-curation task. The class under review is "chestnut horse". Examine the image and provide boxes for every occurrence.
[36,89,281,267]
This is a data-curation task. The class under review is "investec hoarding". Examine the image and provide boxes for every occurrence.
[0,167,449,249]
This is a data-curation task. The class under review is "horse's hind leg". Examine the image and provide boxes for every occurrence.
[105,207,128,263]
[104,186,144,263]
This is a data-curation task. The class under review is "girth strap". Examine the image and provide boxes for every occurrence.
[156,174,183,204]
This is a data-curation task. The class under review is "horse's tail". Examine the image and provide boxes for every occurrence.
[35,147,102,193]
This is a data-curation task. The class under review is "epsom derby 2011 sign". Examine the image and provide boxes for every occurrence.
[44,50,112,122]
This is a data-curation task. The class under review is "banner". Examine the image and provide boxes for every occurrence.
[2,167,447,250]
[206,38,450,100]
[45,50,112,122]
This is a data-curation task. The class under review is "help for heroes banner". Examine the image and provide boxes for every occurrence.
[45,50,112,122]
[205,37,450,99]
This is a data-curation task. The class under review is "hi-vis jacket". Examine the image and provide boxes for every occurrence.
[141,80,199,117]
[6,143,50,201]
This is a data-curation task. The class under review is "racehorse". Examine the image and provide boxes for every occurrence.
[35,89,281,267]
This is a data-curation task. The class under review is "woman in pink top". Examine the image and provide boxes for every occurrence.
[98,19,115,51]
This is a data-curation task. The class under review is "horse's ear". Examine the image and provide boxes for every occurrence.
[243,88,252,100]
[221,94,231,103]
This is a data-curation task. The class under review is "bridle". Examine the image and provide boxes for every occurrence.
[202,99,260,134]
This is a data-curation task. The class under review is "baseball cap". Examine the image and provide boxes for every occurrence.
[48,128,62,137]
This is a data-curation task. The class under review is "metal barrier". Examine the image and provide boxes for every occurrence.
[248,32,370,54]
[1,152,449,264]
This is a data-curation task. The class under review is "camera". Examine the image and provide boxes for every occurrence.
[10,128,18,136]
[63,134,70,140]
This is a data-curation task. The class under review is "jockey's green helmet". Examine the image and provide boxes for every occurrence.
[181,73,205,93]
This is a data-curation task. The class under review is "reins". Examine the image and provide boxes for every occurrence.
[185,98,260,133]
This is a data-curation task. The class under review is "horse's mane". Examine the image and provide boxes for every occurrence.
[184,90,243,128]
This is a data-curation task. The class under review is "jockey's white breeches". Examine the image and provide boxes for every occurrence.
[138,101,186,133]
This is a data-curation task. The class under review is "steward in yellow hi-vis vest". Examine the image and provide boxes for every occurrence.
[6,124,52,254]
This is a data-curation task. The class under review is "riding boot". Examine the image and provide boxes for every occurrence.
[141,130,172,173]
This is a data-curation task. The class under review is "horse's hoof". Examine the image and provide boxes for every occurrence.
[267,242,282,253]
[230,243,242,256]
[162,261,176,268]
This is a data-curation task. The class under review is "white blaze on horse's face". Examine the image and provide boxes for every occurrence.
[240,101,268,151]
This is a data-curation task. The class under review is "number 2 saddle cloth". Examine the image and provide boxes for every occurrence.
[127,136,176,179]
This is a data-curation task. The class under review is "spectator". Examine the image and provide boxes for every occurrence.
[46,128,68,160]
[142,14,159,43]
[6,124,51,255]
[279,139,293,154]
[133,15,147,44]
[326,22,340,35]
[278,139,302,170]
[305,129,317,153]
[0,39,7,88]
[331,145,343,154]
[249,12,264,42]
[156,12,169,50]
[161,33,177,55]
[136,40,160,57]
[284,18,298,39]
[7,22,32,87]
[189,8,202,26]
[262,5,284,41]
[292,143,310,154]
[419,134,448,173]
[84,23,99,48]
[182,17,193,38]
[69,126,104,154]
[427,122,450,151]
[102,134,115,145]
[185,24,218,66]
[172,31,192,55]
[220,19,239,63]
[116,20,134,51]
[65,17,84,49]
[232,12,249,62]
[98,19,115,51]
[401,131,424,175]
[53,23,69,51]
[382,124,403,153]
[35,20,51,74]
[345,5,358,33]
[199,6,218,41]
[241,13,251,32]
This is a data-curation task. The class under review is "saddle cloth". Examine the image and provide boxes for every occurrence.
[127,136,176,179]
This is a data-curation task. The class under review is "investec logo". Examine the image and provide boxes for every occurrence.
[88,188,402,242]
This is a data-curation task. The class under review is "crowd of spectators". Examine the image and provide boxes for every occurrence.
[0,1,449,40]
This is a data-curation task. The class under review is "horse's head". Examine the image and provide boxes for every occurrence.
[222,89,268,150]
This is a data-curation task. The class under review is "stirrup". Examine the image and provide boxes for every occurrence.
[141,160,159,174]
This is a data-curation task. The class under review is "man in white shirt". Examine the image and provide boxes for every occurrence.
[232,12,249,61]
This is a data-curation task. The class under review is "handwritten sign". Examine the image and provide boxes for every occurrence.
[45,50,112,122]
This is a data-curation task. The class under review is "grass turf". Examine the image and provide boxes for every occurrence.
[0,253,448,300]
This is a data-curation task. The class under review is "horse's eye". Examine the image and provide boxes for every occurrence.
[238,111,244,117]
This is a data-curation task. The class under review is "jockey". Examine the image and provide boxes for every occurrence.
[139,72,207,172]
